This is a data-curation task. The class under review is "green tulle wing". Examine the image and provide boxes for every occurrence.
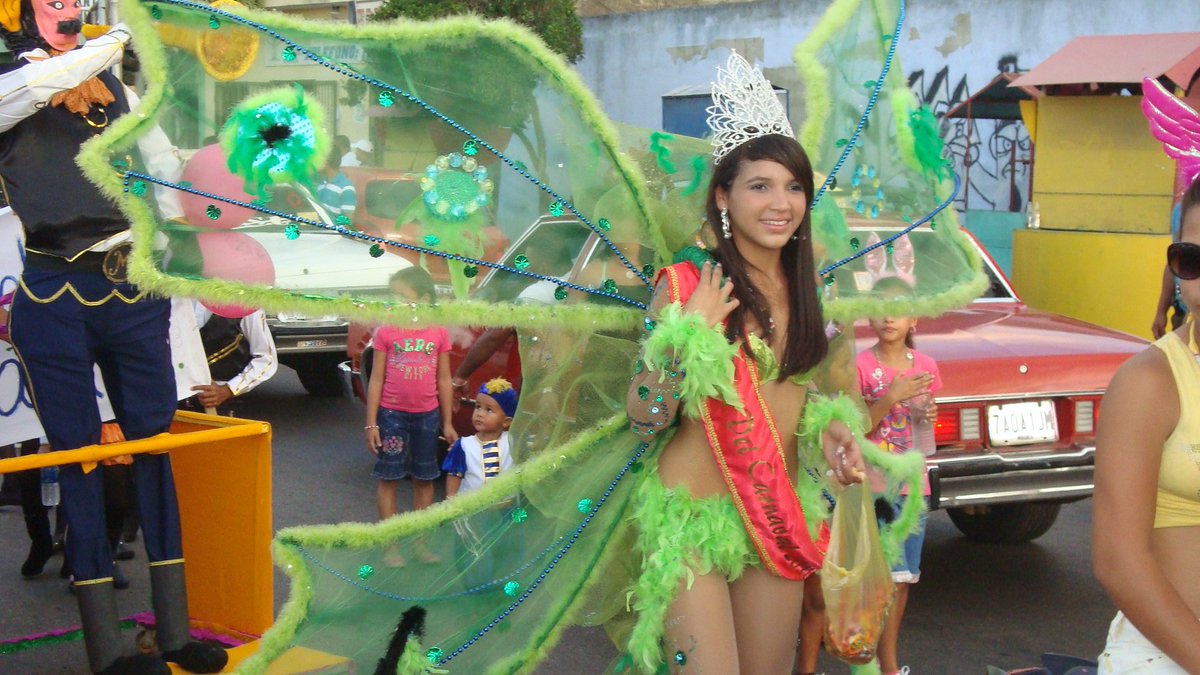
[75,0,984,672]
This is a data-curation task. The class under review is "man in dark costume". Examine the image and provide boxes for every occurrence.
[0,1,227,673]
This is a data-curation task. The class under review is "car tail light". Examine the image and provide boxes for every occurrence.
[934,407,958,444]
[934,405,983,446]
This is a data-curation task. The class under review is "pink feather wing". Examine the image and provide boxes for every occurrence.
[1141,77,1200,185]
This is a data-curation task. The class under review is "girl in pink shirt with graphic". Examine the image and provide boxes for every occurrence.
[364,267,459,563]
[856,273,942,675]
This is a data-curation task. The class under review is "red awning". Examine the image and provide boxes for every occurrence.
[1011,33,1200,91]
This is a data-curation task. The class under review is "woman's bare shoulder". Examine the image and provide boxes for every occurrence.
[1104,343,1176,427]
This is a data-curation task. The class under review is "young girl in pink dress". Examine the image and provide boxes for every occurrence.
[856,275,942,675]
[364,267,459,563]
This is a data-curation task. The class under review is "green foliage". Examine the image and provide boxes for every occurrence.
[373,0,583,62]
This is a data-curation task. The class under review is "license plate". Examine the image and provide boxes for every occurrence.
[987,400,1058,446]
[296,339,329,348]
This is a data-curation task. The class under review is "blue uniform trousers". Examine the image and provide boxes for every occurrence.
[11,266,180,582]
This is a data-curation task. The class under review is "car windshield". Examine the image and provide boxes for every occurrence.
[476,218,593,301]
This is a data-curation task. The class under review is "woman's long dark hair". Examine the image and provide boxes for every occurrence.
[705,134,827,379]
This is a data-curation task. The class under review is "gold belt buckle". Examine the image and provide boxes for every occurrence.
[101,245,130,284]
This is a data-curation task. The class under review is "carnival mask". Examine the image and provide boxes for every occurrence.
[31,0,81,52]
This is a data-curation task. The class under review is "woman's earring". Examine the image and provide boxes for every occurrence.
[720,209,732,239]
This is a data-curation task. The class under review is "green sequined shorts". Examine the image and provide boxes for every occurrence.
[626,473,758,670]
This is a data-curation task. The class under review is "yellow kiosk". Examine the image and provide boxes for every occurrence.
[1009,33,1200,338]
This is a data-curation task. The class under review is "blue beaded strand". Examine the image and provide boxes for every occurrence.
[122,169,646,309]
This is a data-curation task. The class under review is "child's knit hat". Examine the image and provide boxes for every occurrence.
[480,377,519,418]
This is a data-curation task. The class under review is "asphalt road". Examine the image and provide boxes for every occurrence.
[0,368,1114,674]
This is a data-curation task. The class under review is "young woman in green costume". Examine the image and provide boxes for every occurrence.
[625,108,868,672]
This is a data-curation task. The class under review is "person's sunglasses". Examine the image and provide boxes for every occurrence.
[1168,242,1200,280]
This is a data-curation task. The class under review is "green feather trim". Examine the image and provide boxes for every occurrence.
[824,269,989,323]
[627,475,756,672]
[640,303,741,418]
[398,637,447,674]
[794,0,860,165]
[670,245,713,270]
[796,394,925,566]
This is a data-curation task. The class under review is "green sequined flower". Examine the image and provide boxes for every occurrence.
[513,255,530,270]
[130,181,146,197]
[369,244,384,258]
[420,152,494,222]
[463,265,479,279]
[597,218,611,231]
[206,204,221,220]
[378,91,395,107]
[284,223,300,240]
[357,564,374,580]
[426,648,443,663]
[511,507,528,523]
[577,498,593,514]
[554,286,568,301]
[503,581,520,597]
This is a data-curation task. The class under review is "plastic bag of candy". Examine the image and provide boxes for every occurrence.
[821,483,896,665]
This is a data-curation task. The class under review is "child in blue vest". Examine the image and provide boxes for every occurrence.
[442,378,518,498]
[442,378,519,587]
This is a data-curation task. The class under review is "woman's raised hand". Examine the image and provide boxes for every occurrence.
[682,261,739,327]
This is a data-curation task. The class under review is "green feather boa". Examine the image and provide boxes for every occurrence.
[639,303,741,418]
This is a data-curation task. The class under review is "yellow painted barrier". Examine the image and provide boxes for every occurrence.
[0,411,273,639]
[1031,96,1175,234]
[1012,228,1165,339]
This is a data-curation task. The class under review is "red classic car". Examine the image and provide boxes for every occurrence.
[345,220,1146,543]
[861,230,1145,542]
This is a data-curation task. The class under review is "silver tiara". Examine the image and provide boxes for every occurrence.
[707,50,795,165]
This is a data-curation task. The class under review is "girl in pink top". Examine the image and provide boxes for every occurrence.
[855,277,942,675]
[364,268,458,564]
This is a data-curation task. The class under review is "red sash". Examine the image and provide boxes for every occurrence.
[661,263,823,580]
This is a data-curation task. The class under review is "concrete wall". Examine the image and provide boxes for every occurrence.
[576,0,1197,214]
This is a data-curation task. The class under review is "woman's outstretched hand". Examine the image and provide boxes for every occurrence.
[821,420,865,485]
[683,261,739,328]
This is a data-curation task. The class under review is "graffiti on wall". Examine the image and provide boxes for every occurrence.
[907,54,1032,212]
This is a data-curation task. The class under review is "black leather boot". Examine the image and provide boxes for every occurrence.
[21,513,54,578]
[150,563,228,673]
[75,580,169,674]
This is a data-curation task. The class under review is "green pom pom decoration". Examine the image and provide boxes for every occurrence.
[220,84,329,200]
